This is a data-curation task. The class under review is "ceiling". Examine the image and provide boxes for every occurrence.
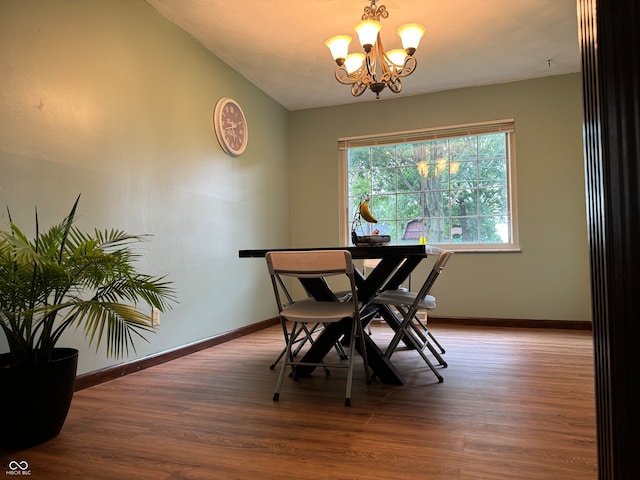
[144,0,581,111]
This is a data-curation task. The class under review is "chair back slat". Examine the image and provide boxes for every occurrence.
[414,251,452,301]
[266,250,352,278]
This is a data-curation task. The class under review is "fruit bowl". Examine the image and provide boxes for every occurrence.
[352,234,391,246]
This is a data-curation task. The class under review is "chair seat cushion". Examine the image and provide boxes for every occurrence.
[281,298,357,323]
[371,290,436,310]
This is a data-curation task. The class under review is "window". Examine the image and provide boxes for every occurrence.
[340,120,519,251]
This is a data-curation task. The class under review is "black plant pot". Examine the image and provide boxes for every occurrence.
[0,348,78,450]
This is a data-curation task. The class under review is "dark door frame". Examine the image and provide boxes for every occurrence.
[578,1,640,478]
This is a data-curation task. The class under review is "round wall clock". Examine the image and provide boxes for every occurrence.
[213,97,249,157]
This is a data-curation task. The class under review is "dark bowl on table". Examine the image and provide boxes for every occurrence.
[352,234,391,246]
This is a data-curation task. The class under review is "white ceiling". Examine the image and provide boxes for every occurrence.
[144,0,580,111]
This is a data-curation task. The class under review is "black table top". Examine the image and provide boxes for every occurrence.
[238,244,442,259]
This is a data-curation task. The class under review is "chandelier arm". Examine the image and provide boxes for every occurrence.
[387,77,403,94]
[351,83,369,97]
[395,57,418,78]
[358,70,376,90]
[335,66,369,96]
[335,66,358,86]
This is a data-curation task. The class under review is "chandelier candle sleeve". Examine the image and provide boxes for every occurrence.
[386,49,407,66]
[325,0,425,99]
[397,23,425,55]
[355,20,382,51]
[345,53,366,73]
[325,35,352,65]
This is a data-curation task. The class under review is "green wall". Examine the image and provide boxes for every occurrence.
[289,74,590,322]
[0,0,290,374]
[0,0,590,376]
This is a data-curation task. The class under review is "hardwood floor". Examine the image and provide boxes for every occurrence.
[1,324,597,479]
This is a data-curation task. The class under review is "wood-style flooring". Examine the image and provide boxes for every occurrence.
[0,324,597,479]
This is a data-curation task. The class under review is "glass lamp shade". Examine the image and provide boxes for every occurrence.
[345,53,366,73]
[355,20,382,51]
[386,49,407,66]
[325,35,352,64]
[397,23,425,55]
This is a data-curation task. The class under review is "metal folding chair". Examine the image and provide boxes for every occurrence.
[268,274,347,372]
[371,250,452,382]
[266,250,371,406]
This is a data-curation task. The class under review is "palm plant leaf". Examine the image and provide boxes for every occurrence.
[56,301,154,357]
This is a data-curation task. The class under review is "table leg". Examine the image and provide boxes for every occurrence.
[294,318,405,384]
[292,259,414,385]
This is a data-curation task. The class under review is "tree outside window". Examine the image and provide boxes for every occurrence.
[342,121,519,251]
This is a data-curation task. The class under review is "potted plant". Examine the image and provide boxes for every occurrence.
[0,195,177,449]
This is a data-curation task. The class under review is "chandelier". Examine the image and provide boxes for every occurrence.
[325,0,425,99]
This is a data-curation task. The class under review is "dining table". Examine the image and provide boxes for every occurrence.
[239,244,444,385]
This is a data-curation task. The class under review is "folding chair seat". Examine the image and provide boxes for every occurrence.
[268,273,347,371]
[370,250,452,383]
[266,250,371,406]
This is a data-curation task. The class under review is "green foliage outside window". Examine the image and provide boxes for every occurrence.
[346,130,516,249]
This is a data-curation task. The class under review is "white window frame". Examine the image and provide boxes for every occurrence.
[338,120,520,252]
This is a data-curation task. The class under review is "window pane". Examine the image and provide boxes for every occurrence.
[479,215,509,243]
[397,192,422,219]
[479,186,508,215]
[370,194,396,222]
[371,145,396,168]
[348,148,371,170]
[449,161,478,189]
[450,188,477,217]
[397,167,420,192]
[372,168,396,194]
[478,158,507,187]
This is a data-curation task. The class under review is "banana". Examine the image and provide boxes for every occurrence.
[359,201,378,223]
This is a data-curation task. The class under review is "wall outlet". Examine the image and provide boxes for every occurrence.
[151,308,161,327]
